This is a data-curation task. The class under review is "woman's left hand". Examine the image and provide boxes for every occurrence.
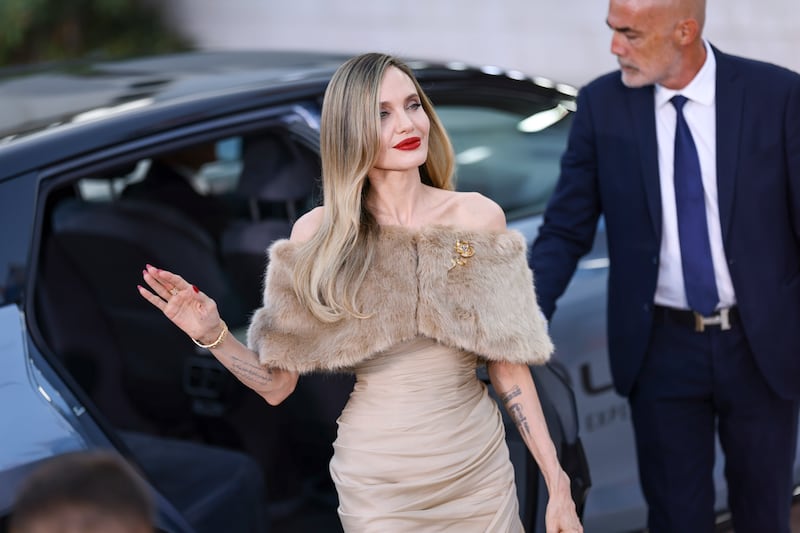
[544,471,583,533]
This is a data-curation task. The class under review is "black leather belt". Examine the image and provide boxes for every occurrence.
[653,305,740,332]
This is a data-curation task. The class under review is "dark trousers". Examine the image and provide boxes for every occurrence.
[629,309,798,533]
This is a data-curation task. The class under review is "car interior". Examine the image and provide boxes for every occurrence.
[32,125,352,531]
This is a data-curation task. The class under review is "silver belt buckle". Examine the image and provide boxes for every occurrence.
[693,308,731,332]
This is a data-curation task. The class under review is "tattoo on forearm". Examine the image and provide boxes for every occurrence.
[500,385,522,404]
[509,404,531,439]
[231,356,274,386]
[501,386,531,439]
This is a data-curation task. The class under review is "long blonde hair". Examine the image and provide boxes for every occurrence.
[292,52,455,322]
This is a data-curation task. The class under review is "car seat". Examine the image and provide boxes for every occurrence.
[44,196,248,430]
[220,133,319,313]
[220,133,351,512]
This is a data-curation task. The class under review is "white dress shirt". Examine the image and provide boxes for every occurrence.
[653,40,736,310]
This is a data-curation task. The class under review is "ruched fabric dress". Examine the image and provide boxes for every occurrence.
[246,225,553,532]
[330,337,523,532]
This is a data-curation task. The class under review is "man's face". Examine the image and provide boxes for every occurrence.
[607,0,683,88]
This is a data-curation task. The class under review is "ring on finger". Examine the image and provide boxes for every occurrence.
[169,287,179,295]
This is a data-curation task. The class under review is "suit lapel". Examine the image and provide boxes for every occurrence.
[628,86,661,238]
[714,48,743,242]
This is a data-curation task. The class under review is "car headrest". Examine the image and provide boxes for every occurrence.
[238,135,318,202]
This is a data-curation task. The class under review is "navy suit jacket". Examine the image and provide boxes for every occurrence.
[530,46,800,399]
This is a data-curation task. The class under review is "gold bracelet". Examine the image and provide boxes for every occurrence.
[192,321,228,349]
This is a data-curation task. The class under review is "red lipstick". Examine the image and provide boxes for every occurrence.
[393,137,421,150]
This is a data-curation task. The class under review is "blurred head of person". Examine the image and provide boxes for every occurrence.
[9,451,155,533]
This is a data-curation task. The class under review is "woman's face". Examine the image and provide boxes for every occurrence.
[370,66,430,175]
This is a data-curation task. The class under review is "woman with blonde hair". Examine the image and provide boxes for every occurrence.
[139,52,582,532]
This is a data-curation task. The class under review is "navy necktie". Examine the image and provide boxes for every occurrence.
[671,95,719,316]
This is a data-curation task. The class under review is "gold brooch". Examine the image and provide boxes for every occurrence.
[449,239,475,271]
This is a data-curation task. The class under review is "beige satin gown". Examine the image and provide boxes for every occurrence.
[329,337,525,532]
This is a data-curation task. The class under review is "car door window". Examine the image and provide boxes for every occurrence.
[435,105,572,221]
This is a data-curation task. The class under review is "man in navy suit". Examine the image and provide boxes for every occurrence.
[529,0,800,531]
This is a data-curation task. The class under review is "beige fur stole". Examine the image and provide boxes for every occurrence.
[246,225,553,373]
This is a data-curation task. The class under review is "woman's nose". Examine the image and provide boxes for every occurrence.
[395,111,413,132]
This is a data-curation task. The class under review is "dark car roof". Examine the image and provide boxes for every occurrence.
[0,51,351,137]
[0,50,576,181]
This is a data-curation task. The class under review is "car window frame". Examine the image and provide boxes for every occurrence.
[25,102,318,417]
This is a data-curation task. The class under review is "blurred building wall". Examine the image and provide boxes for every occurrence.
[165,1,798,87]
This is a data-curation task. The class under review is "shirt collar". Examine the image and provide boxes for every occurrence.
[655,39,716,109]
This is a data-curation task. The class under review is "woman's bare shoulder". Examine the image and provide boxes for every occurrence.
[290,206,325,243]
[448,191,506,231]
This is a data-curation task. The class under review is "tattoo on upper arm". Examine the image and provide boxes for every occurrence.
[231,356,274,386]
[501,385,531,439]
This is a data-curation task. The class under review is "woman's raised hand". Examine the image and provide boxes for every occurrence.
[139,264,299,405]
[138,264,223,345]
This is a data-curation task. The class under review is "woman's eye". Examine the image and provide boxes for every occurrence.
[408,102,422,111]
[379,111,389,119]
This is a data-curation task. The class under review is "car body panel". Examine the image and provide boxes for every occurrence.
[0,304,86,474]
[0,303,195,533]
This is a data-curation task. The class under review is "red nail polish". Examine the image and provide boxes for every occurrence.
[192,285,199,293]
